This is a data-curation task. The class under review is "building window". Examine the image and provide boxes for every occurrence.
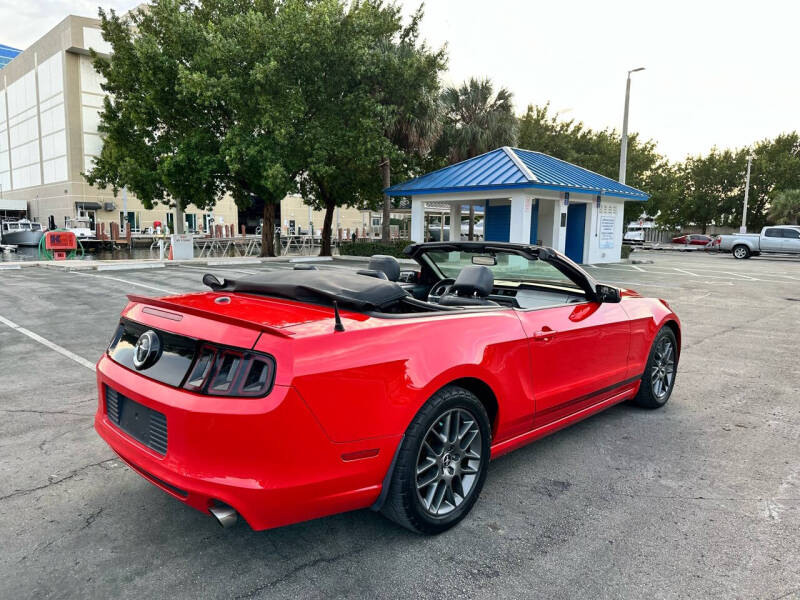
[119,211,139,232]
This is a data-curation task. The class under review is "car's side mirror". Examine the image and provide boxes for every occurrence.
[397,270,419,284]
[595,284,621,303]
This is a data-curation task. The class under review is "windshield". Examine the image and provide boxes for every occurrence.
[425,250,578,288]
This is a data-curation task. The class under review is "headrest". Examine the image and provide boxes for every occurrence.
[451,265,494,297]
[367,254,400,282]
[356,269,388,280]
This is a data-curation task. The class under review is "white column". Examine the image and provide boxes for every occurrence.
[508,194,532,243]
[449,203,461,241]
[556,197,568,254]
[410,196,424,242]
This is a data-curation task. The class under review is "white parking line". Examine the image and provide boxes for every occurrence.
[176,265,257,275]
[722,270,757,281]
[71,271,178,294]
[0,314,96,371]
[590,263,800,285]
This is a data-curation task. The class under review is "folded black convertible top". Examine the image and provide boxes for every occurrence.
[203,269,409,311]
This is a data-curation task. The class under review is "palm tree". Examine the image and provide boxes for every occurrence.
[436,78,518,239]
[768,189,800,225]
[381,91,442,242]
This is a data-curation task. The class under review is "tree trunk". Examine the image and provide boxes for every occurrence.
[468,205,475,240]
[381,157,391,242]
[174,203,185,234]
[320,199,336,256]
[260,201,275,257]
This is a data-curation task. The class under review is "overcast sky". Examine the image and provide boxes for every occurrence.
[3,0,798,161]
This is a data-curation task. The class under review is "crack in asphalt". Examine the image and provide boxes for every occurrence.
[0,458,116,502]
[233,547,368,599]
[38,427,87,454]
[0,408,92,417]
[80,507,104,530]
[771,587,800,600]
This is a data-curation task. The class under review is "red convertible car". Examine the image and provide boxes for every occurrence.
[672,233,712,246]
[94,242,680,534]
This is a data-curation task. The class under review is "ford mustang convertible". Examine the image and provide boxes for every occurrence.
[94,242,680,534]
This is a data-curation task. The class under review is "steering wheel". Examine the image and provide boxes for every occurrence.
[428,278,455,303]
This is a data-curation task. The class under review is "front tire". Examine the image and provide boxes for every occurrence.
[732,245,751,259]
[381,386,491,534]
[633,327,678,409]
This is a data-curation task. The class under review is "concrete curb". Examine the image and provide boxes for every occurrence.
[334,254,417,266]
[97,262,166,271]
[206,258,264,266]
[289,256,333,263]
[1,254,416,271]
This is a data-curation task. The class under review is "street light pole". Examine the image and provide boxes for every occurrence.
[740,155,753,233]
[618,67,645,185]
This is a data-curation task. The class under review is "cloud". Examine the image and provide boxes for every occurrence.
[0,1,138,50]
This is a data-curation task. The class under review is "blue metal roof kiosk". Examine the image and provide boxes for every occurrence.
[385,147,648,264]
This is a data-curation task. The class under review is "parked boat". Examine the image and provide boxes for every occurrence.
[0,219,45,246]
[64,216,95,240]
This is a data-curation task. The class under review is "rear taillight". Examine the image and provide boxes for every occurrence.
[182,344,275,397]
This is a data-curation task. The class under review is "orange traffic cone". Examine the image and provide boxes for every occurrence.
[168,243,173,260]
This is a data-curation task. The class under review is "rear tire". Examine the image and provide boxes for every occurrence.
[732,245,751,259]
[633,327,678,409]
[381,385,491,535]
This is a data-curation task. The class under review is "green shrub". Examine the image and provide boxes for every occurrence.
[338,239,411,258]
[621,244,633,259]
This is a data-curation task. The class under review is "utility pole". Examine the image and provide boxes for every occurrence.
[618,67,645,185]
[740,155,753,233]
[122,186,128,235]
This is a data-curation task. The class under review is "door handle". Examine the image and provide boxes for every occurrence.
[533,329,557,341]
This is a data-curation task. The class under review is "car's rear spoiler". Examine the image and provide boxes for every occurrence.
[126,294,293,338]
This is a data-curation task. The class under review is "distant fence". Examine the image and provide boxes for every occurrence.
[643,229,674,244]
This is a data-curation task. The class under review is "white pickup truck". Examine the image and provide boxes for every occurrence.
[717,225,800,259]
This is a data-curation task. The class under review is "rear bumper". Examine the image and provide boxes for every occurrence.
[94,355,400,530]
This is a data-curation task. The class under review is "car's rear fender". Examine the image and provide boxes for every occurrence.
[287,310,533,444]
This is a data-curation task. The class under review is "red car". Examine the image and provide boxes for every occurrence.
[672,233,712,246]
[94,242,681,534]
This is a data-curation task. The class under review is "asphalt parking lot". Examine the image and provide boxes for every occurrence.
[1,251,798,599]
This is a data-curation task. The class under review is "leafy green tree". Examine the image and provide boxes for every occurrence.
[517,103,666,225]
[435,78,517,238]
[677,149,744,233]
[747,133,800,229]
[181,0,299,255]
[377,5,445,242]
[271,0,393,256]
[768,189,800,225]
[86,1,228,233]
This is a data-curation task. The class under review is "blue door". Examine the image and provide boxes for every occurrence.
[529,199,539,244]
[484,201,510,242]
[565,203,586,263]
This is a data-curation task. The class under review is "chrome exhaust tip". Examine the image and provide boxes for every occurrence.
[209,503,238,528]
